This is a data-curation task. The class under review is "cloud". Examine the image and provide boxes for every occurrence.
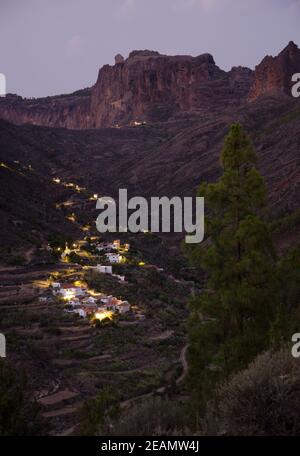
[65,34,84,59]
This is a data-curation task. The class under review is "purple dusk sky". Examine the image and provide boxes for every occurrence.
[1,0,300,97]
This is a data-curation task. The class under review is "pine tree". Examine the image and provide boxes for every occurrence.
[187,124,277,403]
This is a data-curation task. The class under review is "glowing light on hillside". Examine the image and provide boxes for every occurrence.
[89,289,101,297]
[139,261,145,266]
[63,291,75,300]
[73,280,86,287]
[94,311,113,322]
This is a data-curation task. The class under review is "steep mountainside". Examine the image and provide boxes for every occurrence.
[249,41,300,100]
[1,94,300,214]
[1,41,299,130]
[0,42,300,255]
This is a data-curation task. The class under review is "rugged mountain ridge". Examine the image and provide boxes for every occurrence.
[1,42,299,129]
[249,41,300,100]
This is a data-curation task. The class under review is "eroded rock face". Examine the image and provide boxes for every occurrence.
[0,90,92,129]
[90,51,249,127]
[0,43,299,129]
[0,50,253,129]
[248,41,300,101]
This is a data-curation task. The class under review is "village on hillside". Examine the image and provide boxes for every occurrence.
[0,164,191,436]
[37,238,147,325]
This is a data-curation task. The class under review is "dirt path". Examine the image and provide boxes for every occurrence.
[149,330,173,341]
[176,344,188,385]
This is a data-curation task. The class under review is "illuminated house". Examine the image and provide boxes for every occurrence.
[60,284,77,299]
[113,239,121,249]
[94,309,114,322]
[105,253,122,263]
[59,284,86,299]
[81,296,97,305]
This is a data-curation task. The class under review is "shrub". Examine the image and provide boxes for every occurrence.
[204,349,300,436]
[79,388,120,436]
[108,397,189,436]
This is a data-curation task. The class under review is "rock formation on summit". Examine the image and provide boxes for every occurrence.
[0,42,299,129]
[248,41,300,100]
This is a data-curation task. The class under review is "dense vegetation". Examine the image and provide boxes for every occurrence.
[0,361,44,436]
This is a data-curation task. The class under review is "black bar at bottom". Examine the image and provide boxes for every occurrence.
[0,436,296,455]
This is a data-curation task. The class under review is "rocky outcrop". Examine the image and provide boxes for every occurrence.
[0,50,253,129]
[0,42,299,129]
[0,89,92,129]
[89,50,251,127]
[248,41,300,101]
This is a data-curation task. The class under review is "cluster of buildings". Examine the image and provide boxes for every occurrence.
[37,239,135,323]
[51,281,130,321]
[95,240,129,254]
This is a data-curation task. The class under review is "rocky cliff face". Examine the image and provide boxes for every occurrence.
[0,42,299,129]
[248,41,300,101]
[89,50,252,127]
[0,89,92,129]
[0,50,253,129]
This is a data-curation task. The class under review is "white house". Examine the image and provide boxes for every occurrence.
[97,264,112,274]
[59,284,76,299]
[113,274,125,282]
[74,308,87,318]
[82,296,97,305]
[59,284,86,299]
[69,298,81,308]
[74,287,86,297]
[105,253,122,263]
[51,282,61,295]
[117,301,131,314]
[100,295,118,311]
